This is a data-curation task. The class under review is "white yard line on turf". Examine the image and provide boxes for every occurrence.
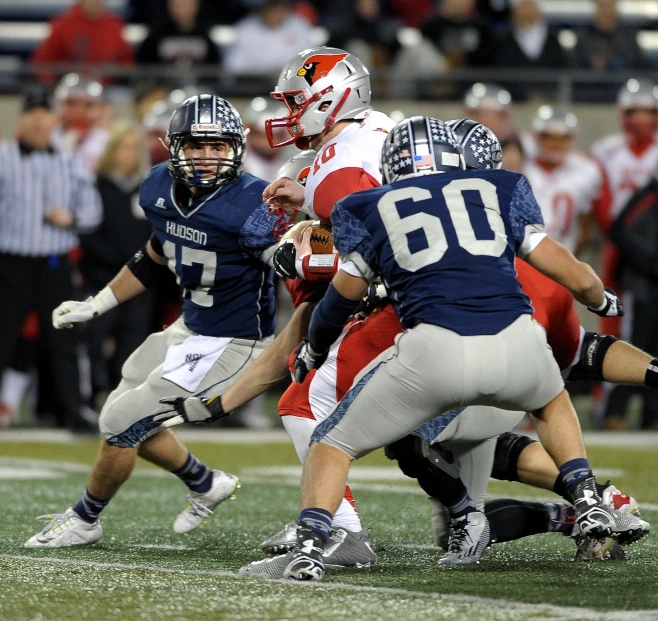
[1,429,658,447]
[0,554,652,621]
[2,457,657,512]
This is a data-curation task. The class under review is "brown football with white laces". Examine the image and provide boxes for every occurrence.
[303,221,333,254]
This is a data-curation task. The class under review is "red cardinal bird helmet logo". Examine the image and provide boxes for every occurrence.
[296,53,348,86]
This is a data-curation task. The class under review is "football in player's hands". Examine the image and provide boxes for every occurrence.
[588,287,624,317]
[303,222,333,254]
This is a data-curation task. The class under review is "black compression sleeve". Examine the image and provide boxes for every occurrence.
[484,499,550,543]
[126,240,164,288]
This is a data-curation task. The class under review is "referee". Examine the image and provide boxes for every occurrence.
[0,86,102,429]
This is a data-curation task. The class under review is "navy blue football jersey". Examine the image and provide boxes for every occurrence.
[140,163,278,339]
[332,169,545,336]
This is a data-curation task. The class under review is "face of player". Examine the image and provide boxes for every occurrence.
[182,139,231,178]
[60,96,101,131]
[114,131,142,177]
[622,108,657,143]
[536,132,572,167]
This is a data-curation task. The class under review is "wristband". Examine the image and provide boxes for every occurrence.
[92,286,119,315]
[592,296,607,312]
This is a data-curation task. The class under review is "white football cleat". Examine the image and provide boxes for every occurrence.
[173,470,240,534]
[439,511,492,566]
[601,484,640,516]
[24,508,102,549]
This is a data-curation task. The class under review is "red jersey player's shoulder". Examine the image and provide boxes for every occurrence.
[590,133,626,162]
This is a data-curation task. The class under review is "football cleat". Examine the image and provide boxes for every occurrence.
[238,525,325,581]
[173,470,240,534]
[24,508,103,549]
[323,528,376,568]
[574,535,626,562]
[261,520,298,554]
[601,483,640,516]
[439,511,492,566]
[571,477,649,544]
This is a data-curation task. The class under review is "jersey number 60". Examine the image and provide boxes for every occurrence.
[377,178,507,272]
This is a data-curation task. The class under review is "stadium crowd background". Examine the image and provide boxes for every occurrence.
[0,0,657,432]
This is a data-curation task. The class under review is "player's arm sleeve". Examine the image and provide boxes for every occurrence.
[508,174,547,258]
[239,203,281,261]
[69,155,103,233]
[331,198,378,282]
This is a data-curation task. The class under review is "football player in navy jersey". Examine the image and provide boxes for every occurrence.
[237,116,648,581]
[25,95,286,549]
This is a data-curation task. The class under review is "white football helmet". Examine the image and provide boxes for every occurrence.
[265,47,371,150]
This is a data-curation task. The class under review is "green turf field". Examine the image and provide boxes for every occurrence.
[1,432,658,621]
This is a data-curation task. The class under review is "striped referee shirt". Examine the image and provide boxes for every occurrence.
[0,141,102,257]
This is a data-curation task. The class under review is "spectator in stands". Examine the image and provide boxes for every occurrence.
[224,0,313,76]
[31,0,133,81]
[79,122,154,407]
[476,0,512,30]
[136,0,220,68]
[130,0,248,26]
[573,0,650,71]
[51,73,110,173]
[387,0,435,28]
[328,0,400,69]
[420,0,495,69]
[494,0,565,69]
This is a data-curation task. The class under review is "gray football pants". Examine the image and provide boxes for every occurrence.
[99,317,272,447]
[312,314,564,460]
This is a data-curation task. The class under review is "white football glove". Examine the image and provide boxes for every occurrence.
[52,287,119,329]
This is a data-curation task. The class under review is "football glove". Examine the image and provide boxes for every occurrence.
[273,240,297,281]
[354,282,389,318]
[153,395,229,426]
[292,339,328,383]
[52,287,118,329]
[587,287,625,318]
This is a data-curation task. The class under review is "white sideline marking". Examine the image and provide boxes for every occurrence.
[2,458,655,512]
[1,429,658,447]
[0,466,64,480]
[0,554,652,621]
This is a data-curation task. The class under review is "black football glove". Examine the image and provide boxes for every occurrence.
[292,339,328,383]
[153,395,229,425]
[354,282,389,317]
[587,287,625,318]
[273,241,297,280]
